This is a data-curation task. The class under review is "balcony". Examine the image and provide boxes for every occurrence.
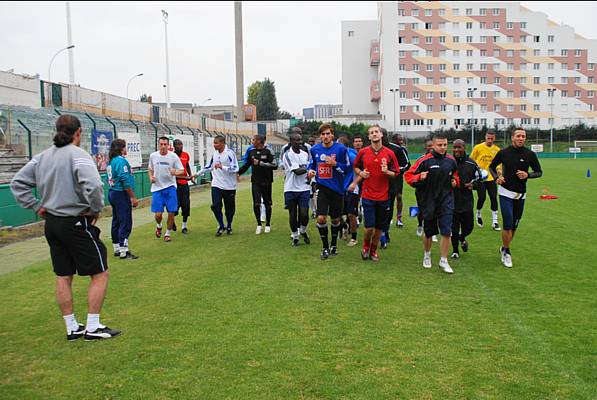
[370,40,380,66]
[370,80,381,102]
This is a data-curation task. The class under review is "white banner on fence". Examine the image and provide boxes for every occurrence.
[205,137,214,168]
[531,144,544,153]
[166,134,195,177]
[118,131,142,168]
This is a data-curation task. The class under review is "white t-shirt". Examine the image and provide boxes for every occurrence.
[283,148,311,193]
[148,151,183,192]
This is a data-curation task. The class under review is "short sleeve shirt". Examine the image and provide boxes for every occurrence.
[149,151,183,192]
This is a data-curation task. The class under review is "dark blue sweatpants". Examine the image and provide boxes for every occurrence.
[109,190,132,247]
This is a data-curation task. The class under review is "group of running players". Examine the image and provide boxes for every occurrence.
[110,123,543,274]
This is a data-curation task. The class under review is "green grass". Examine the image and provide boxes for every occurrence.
[1,159,596,399]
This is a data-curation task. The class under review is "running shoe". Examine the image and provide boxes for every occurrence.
[66,324,86,341]
[292,238,300,247]
[451,252,460,259]
[492,222,501,231]
[84,326,122,341]
[396,218,404,228]
[370,252,379,262]
[320,248,330,260]
[422,255,432,269]
[347,239,358,247]
[163,235,171,242]
[226,227,233,235]
[432,235,438,242]
[439,259,454,274]
[182,227,188,234]
[155,226,162,238]
[477,216,484,228]
[120,251,139,260]
[255,225,263,235]
[461,240,469,253]
[215,227,225,237]
[301,232,311,244]
[330,246,338,256]
[264,226,271,233]
[361,249,370,261]
[416,226,423,237]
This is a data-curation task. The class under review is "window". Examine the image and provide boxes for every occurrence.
[439,64,446,71]
[590,63,595,70]
[425,22,433,30]
[534,49,540,56]
[414,119,424,126]
[466,8,473,15]
[454,105,461,112]
[413,91,420,99]
[534,77,540,84]
[507,90,514,98]
[575,49,582,57]
[413,63,419,71]
[493,36,500,43]
[520,50,527,57]
[466,22,473,29]
[440,77,446,84]
[494,104,501,112]
[399,78,407,85]
[452,36,460,43]
[454,77,460,84]
[412,37,419,44]
[520,63,527,70]
[398,23,405,31]
[534,63,540,70]
[548,77,555,84]
[426,36,433,44]
[507,118,514,125]
[438,22,446,30]
[426,77,433,84]
[520,22,527,28]
[562,63,568,70]
[400,105,407,112]
[400,119,411,126]
[426,64,433,71]
[398,8,405,16]
[507,50,514,57]
[439,9,446,16]
[398,36,405,44]
[411,23,419,29]
[425,9,432,16]
[453,91,461,98]
[520,77,527,84]
[494,77,501,84]
[495,118,505,125]
[493,49,500,57]
[575,63,581,70]
[520,90,527,98]
[399,50,406,57]
[467,63,474,70]
[548,35,554,43]
[507,77,514,84]
[589,91,595,98]
[481,105,488,113]
[480,36,487,43]
[427,119,434,126]
[426,49,433,57]
[493,8,500,15]
[481,63,488,70]
[534,104,540,111]
[427,105,433,112]
[520,35,527,43]
[534,91,540,99]
[480,8,486,15]
[561,77,568,84]
[399,91,406,98]
[452,8,460,16]
[548,63,554,70]
[440,91,446,98]
[507,36,514,43]
[439,36,446,43]
[412,50,419,57]
[493,22,500,29]
[480,22,486,29]
[507,22,513,29]
[494,63,500,70]
[534,118,540,125]
[481,77,488,84]
[412,9,419,16]
[548,49,555,56]
[575,90,581,97]
[534,35,540,43]
[507,105,514,112]
[453,63,460,70]
[561,49,568,56]
[452,22,460,30]
[507,63,514,70]
[413,78,420,84]
[348,30,354,37]
[466,50,473,57]
[466,36,473,43]
[439,50,446,57]
[399,64,406,71]
[521,118,531,125]
[440,119,447,126]
[590,77,595,83]
[562,90,568,97]
[576,77,583,83]
[480,91,488,98]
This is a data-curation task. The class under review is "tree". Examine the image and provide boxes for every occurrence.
[255,78,279,121]
[139,94,149,102]
[247,81,262,105]
[277,110,292,119]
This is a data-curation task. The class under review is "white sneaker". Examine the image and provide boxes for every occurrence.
[439,259,454,274]
[264,226,271,233]
[432,235,438,242]
[503,253,513,268]
[450,252,460,259]
[347,239,358,247]
[255,225,263,235]
[416,226,423,237]
[422,255,432,269]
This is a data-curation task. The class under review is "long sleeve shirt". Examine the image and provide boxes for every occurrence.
[200,146,239,190]
[308,142,350,195]
[237,146,278,184]
[11,144,104,216]
[489,145,542,199]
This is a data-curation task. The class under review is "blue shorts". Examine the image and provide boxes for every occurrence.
[284,191,310,209]
[362,198,390,229]
[499,195,525,231]
[151,186,178,213]
[424,213,453,238]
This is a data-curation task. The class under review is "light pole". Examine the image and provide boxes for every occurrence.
[389,88,398,135]
[547,88,557,152]
[201,98,212,106]
[48,44,75,82]
[126,73,144,100]
[161,10,171,108]
[468,87,478,146]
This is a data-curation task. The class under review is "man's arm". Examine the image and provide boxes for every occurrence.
[259,149,278,169]
[488,150,503,181]
[527,152,543,179]
[10,158,41,212]
[221,150,239,173]
[73,154,104,214]
[404,155,429,187]
[237,152,252,175]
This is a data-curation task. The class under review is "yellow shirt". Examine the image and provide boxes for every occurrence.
[470,143,500,181]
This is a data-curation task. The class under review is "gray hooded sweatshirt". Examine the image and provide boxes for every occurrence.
[10,143,104,217]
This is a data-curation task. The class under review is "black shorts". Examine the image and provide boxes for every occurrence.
[44,214,108,277]
[343,192,360,216]
[316,184,343,219]
[176,184,190,217]
[252,183,273,206]
[395,175,404,196]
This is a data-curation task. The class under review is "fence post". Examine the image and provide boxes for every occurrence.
[17,119,33,160]
[54,108,62,116]
[149,122,158,150]
[176,125,184,134]
[163,123,172,135]
[84,112,97,131]
[105,117,117,139]
[129,119,139,133]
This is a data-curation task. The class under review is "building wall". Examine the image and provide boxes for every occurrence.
[344,1,597,138]
[313,104,343,119]
[303,107,314,119]
[341,20,379,116]
[0,70,41,108]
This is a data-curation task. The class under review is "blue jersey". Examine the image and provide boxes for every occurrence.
[344,147,358,191]
[107,156,134,191]
[308,142,350,195]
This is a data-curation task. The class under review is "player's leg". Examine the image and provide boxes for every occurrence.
[223,190,236,233]
[262,184,273,231]
[287,194,300,246]
[163,187,178,241]
[451,212,461,258]
[476,183,487,227]
[460,210,474,253]
[487,181,500,230]
[316,186,331,259]
[252,183,263,233]
[395,177,405,227]
[118,190,136,258]
[329,190,344,255]
[298,191,311,244]
[438,212,454,273]
[381,190,396,248]
[108,190,121,256]
[211,187,225,234]
[369,200,389,261]
[498,195,515,267]
[180,185,190,233]
[151,189,165,238]
[422,218,438,269]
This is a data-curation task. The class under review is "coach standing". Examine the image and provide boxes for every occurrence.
[11,115,121,341]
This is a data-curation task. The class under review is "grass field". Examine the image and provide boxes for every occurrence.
[1,159,596,399]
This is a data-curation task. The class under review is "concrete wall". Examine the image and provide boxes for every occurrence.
[0,70,40,108]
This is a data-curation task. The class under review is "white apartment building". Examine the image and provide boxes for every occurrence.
[342,1,597,136]
[313,104,343,119]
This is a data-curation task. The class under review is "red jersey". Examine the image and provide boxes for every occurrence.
[176,151,191,185]
[354,145,399,201]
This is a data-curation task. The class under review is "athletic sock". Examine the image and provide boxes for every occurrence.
[492,210,498,223]
[112,243,120,253]
[86,314,100,332]
[182,222,187,229]
[330,223,341,247]
[363,241,370,253]
[292,231,299,240]
[156,223,162,229]
[503,247,511,255]
[370,243,378,254]
[317,223,329,249]
[63,314,79,332]
[476,210,482,218]
[424,250,431,258]
[299,225,307,234]
[165,229,171,236]
[440,256,448,263]
[120,246,129,257]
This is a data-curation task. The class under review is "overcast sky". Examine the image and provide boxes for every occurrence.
[1,1,597,115]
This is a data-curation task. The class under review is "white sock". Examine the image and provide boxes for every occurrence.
[182,222,187,229]
[165,229,171,236]
[63,314,79,332]
[440,257,448,263]
[86,314,100,332]
[424,251,431,258]
[292,231,299,239]
[112,243,120,253]
[120,246,129,256]
[299,226,307,234]
[492,211,498,223]
[476,210,482,218]
[156,223,162,228]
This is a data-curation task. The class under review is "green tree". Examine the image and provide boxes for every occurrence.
[139,94,149,102]
[277,110,292,119]
[247,81,262,105]
[255,78,279,121]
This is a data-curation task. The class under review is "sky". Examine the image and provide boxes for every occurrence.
[1,1,597,115]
